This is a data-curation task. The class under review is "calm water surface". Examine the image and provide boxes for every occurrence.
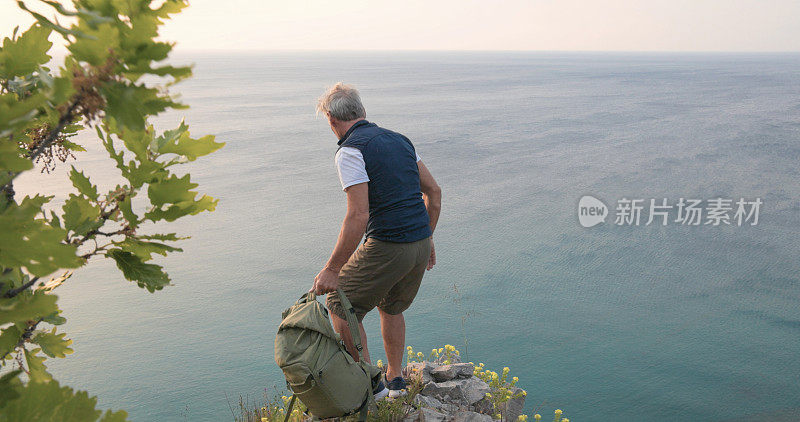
[17,52,800,421]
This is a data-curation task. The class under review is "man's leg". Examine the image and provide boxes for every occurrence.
[331,311,371,363]
[379,309,405,380]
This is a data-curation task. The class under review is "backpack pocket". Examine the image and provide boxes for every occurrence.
[281,362,342,418]
[315,349,371,413]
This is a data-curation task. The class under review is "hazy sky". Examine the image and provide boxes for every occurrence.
[2,0,799,52]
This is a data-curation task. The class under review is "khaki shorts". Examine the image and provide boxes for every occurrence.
[327,237,431,322]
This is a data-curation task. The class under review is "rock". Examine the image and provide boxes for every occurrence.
[436,354,462,364]
[402,407,449,422]
[430,365,456,382]
[498,386,526,421]
[422,376,490,406]
[431,363,474,382]
[413,394,443,409]
[452,363,474,378]
[406,361,437,384]
[470,396,493,415]
[452,411,493,422]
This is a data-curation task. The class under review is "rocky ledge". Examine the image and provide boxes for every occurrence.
[400,355,526,422]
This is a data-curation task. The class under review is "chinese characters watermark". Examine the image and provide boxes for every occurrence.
[578,195,762,228]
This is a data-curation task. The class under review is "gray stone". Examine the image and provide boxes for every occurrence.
[452,363,474,378]
[431,365,457,382]
[452,410,493,422]
[436,353,462,365]
[406,361,437,384]
[422,376,490,406]
[402,407,450,422]
[470,396,494,415]
[432,363,474,382]
[413,394,444,409]
[498,386,526,421]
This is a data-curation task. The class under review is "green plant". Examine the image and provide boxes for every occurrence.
[0,0,223,420]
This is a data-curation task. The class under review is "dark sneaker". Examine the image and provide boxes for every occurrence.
[373,380,389,400]
[386,376,407,399]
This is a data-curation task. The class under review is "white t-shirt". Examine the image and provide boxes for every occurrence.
[335,146,421,191]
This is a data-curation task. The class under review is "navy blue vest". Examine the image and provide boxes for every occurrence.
[337,120,432,243]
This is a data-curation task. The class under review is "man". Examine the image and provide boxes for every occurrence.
[311,83,441,399]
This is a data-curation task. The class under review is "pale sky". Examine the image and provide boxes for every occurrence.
[2,0,799,52]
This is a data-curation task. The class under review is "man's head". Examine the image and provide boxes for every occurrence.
[316,83,366,138]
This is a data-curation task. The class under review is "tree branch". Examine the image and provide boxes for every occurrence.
[0,318,42,362]
[1,98,81,193]
[3,276,40,298]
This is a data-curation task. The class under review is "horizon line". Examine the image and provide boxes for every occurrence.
[168,48,800,54]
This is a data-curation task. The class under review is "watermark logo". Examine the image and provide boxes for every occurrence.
[578,195,608,227]
[579,196,762,228]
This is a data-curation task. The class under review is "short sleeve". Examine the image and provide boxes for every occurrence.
[415,152,421,162]
[335,147,370,191]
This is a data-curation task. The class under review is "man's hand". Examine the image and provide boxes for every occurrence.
[427,238,436,270]
[311,267,340,295]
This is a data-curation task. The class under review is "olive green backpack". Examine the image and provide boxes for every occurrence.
[275,289,382,421]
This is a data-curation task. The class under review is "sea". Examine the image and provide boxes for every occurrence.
[15,51,800,421]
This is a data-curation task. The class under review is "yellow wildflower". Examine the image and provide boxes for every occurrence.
[534,415,541,421]
[407,346,413,351]
[555,409,562,416]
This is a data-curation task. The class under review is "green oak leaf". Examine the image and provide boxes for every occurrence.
[62,194,102,236]
[32,328,73,358]
[107,249,170,292]
[138,233,187,242]
[147,173,197,207]
[124,159,165,188]
[0,292,59,325]
[24,347,51,383]
[114,238,182,261]
[0,196,81,275]
[0,377,129,422]
[0,325,23,358]
[101,83,145,130]
[66,21,119,66]
[68,166,99,201]
[0,24,52,78]
[41,308,66,326]
[118,195,139,229]
[145,194,216,222]
[101,83,183,131]
[158,130,224,161]
[0,370,22,407]
[99,409,130,422]
[0,91,46,139]
[153,0,189,18]
[0,137,33,173]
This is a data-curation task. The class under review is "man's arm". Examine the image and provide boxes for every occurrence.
[418,160,441,270]
[312,182,369,294]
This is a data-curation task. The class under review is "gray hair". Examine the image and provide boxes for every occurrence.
[316,83,366,121]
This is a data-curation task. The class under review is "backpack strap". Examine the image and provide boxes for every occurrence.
[336,289,379,420]
[336,288,367,362]
[283,394,297,422]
